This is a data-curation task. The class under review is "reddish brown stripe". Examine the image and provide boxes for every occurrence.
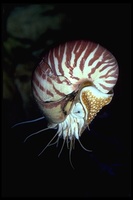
[42,101,60,109]
[33,78,54,100]
[88,64,98,79]
[55,76,71,85]
[33,73,53,97]
[46,76,53,85]
[41,77,54,97]
[58,44,66,75]
[32,84,43,102]
[66,42,74,67]
[36,65,42,77]
[73,41,87,69]
[65,48,75,79]
[33,73,40,88]
[49,50,56,74]
[99,65,117,79]
[53,44,65,75]
[46,89,54,97]
[105,80,117,84]
[34,74,54,97]
[39,84,45,91]
[88,45,101,66]
[53,85,66,97]
[42,73,46,80]
[79,43,90,72]
[88,55,107,78]
[68,66,74,78]
[73,41,82,53]
[46,53,56,75]
[99,83,112,91]
[104,52,115,60]
[99,62,115,72]
[34,75,45,92]
[39,59,47,71]
[65,43,75,77]
[113,72,119,78]
[40,59,52,74]
[71,76,80,81]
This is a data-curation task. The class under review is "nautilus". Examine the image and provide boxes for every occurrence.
[30,40,119,160]
[12,40,119,167]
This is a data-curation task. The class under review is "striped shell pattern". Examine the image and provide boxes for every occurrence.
[32,40,119,150]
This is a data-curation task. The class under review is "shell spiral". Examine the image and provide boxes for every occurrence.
[32,40,119,141]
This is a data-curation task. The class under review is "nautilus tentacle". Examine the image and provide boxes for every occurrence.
[32,40,119,151]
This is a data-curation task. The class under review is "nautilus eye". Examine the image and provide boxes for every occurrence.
[32,40,119,152]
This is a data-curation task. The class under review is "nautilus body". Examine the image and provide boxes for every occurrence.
[32,40,119,155]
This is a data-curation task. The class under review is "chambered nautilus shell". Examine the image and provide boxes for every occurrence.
[32,40,119,157]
